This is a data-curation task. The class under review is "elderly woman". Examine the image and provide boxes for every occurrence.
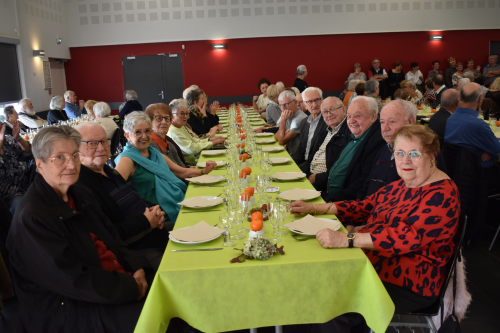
[294,65,309,92]
[0,120,31,214]
[47,95,69,125]
[168,100,224,165]
[347,81,366,107]
[427,60,443,80]
[452,62,464,89]
[394,88,409,101]
[6,125,151,332]
[464,59,481,80]
[252,78,271,116]
[145,103,191,168]
[119,90,143,119]
[266,84,284,126]
[387,61,405,99]
[343,80,358,106]
[347,63,367,81]
[418,78,437,107]
[94,102,119,139]
[291,125,460,331]
[338,81,349,102]
[444,56,457,88]
[404,81,423,105]
[115,112,217,221]
[186,88,220,136]
[84,100,97,119]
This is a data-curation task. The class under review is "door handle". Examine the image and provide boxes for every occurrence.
[159,91,164,99]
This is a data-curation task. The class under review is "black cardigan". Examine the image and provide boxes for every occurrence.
[292,115,327,165]
[6,174,150,332]
[46,109,69,125]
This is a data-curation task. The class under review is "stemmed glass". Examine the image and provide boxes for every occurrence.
[219,212,237,247]
[260,152,272,175]
[275,199,289,237]
[238,193,250,234]
[228,204,245,240]
[255,174,267,205]
[266,202,281,244]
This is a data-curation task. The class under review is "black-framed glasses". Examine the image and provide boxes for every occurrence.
[81,140,111,149]
[393,150,425,161]
[304,97,322,106]
[153,115,172,122]
[279,100,296,109]
[322,105,344,116]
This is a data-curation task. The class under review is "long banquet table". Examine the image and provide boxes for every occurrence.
[134,115,395,333]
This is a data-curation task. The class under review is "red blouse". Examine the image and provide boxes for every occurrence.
[335,179,460,297]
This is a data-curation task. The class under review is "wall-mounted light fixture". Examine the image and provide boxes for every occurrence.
[429,35,443,41]
[56,38,62,44]
[212,44,227,50]
[33,50,45,57]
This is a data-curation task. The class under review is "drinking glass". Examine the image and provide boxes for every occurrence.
[219,213,237,247]
[255,174,267,205]
[260,152,272,175]
[238,193,250,234]
[266,202,281,244]
[228,204,245,240]
[275,199,289,237]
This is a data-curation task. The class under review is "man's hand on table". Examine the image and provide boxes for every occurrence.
[133,268,148,300]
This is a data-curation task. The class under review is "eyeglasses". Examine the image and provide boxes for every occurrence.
[393,150,425,161]
[279,100,295,108]
[47,152,81,166]
[81,140,111,149]
[153,115,172,122]
[133,128,153,137]
[322,105,344,116]
[304,98,322,106]
[176,112,190,117]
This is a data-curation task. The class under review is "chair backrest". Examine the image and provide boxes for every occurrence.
[481,98,496,120]
[110,128,120,156]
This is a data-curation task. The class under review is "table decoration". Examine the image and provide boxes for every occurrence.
[230,236,285,263]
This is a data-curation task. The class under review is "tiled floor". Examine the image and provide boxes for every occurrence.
[2,222,500,333]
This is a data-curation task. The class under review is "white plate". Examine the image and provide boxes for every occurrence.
[262,146,285,152]
[201,150,226,156]
[279,189,321,201]
[196,161,227,168]
[272,172,307,181]
[287,218,341,236]
[495,132,500,139]
[255,132,273,136]
[256,138,276,144]
[269,157,291,164]
[219,120,229,124]
[187,175,225,184]
[180,196,224,208]
[251,121,264,124]
[169,226,222,244]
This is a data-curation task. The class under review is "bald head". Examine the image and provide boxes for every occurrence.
[441,89,459,112]
[459,82,483,111]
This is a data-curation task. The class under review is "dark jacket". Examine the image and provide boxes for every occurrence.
[119,100,143,119]
[444,67,457,89]
[46,109,69,125]
[6,174,150,333]
[435,86,449,107]
[428,107,452,147]
[324,120,386,202]
[187,107,215,136]
[293,78,308,92]
[300,119,351,191]
[291,115,327,165]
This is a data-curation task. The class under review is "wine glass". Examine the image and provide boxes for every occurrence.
[260,153,272,175]
[275,199,289,237]
[266,202,281,244]
[238,193,251,234]
[219,212,237,247]
[255,174,267,205]
[227,204,245,240]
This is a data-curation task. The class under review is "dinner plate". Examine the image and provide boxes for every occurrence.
[287,218,341,236]
[262,146,285,152]
[279,189,321,201]
[196,161,227,168]
[271,172,307,181]
[256,138,276,144]
[187,175,225,184]
[169,227,222,244]
[201,150,226,156]
[180,196,224,208]
[269,157,291,164]
[219,120,229,124]
[255,132,273,136]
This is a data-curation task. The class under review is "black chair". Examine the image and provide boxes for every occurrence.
[107,129,121,168]
[370,215,468,333]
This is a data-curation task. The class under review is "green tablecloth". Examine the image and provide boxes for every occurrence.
[135,138,395,333]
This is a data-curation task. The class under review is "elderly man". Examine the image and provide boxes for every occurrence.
[119,90,144,119]
[295,93,310,116]
[364,80,383,112]
[63,90,85,118]
[18,98,48,129]
[429,89,459,147]
[301,97,350,191]
[457,78,470,92]
[445,82,500,168]
[483,55,500,88]
[274,90,308,158]
[292,87,327,165]
[368,58,388,99]
[433,74,448,106]
[324,96,385,202]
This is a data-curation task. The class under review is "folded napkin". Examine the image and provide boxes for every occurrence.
[272,172,304,180]
[169,221,225,242]
[197,161,226,167]
[256,139,276,143]
[283,215,340,235]
[280,188,320,200]
[202,150,226,155]
[270,157,289,164]
[255,133,272,136]
[178,197,222,207]
[262,146,284,152]
[185,175,223,183]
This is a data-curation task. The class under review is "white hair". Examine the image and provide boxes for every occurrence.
[123,111,151,133]
[169,99,189,114]
[463,72,474,80]
[302,87,323,99]
[63,90,74,101]
[291,87,300,95]
[297,65,307,75]
[275,81,285,89]
[50,96,65,110]
[182,85,199,99]
[364,80,379,94]
[19,98,30,111]
[322,96,343,109]
[348,80,360,91]
[74,121,107,134]
[278,90,296,102]
[382,100,417,122]
[404,81,417,89]
[125,90,138,100]
[93,102,112,117]
[457,78,471,91]
[351,96,379,116]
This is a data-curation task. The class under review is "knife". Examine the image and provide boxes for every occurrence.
[182,210,221,214]
[172,248,223,252]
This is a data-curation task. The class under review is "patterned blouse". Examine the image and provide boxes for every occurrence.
[452,73,463,88]
[335,179,460,297]
[0,136,32,201]
[418,89,437,107]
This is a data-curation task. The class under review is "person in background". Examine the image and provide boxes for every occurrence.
[274,90,308,158]
[252,78,271,118]
[364,80,383,112]
[292,87,327,165]
[464,59,481,80]
[94,102,119,140]
[186,88,219,136]
[47,95,69,125]
[84,100,97,119]
[452,62,464,89]
[463,71,474,81]
[290,87,300,96]
[433,74,448,106]
[368,58,388,99]
[18,98,48,129]
[275,81,285,90]
[294,65,309,92]
[347,81,366,108]
[347,63,367,81]
[483,55,500,88]
[387,61,405,98]
[429,89,459,147]
[0,120,31,214]
[444,57,457,88]
[202,92,221,126]
[338,81,349,102]
[2,106,20,136]
[265,84,284,126]
[427,60,443,80]
[405,62,424,90]
[343,80,358,106]
[404,81,423,105]
[182,85,199,99]
[475,76,489,96]
[419,78,437,107]
[295,92,310,116]
[394,88,409,101]
[63,90,85,118]
[119,90,143,119]
[485,77,500,118]
[457,78,470,92]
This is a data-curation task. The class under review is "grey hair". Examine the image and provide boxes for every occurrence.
[291,87,300,95]
[275,81,285,89]
[404,81,416,89]
[460,83,483,103]
[169,99,189,114]
[382,100,417,122]
[2,106,15,118]
[463,72,474,80]
[19,98,30,111]
[303,87,323,99]
[118,102,126,111]
[441,89,460,108]
[351,96,379,116]
[364,80,379,94]
[63,90,73,101]
[348,80,360,91]
[458,78,471,87]
[50,96,65,110]
[32,125,81,162]
[322,96,343,109]
[278,90,296,102]
[123,111,152,133]
[125,90,138,100]
[93,102,112,117]
[74,121,107,134]
[182,85,199,99]
[297,65,307,75]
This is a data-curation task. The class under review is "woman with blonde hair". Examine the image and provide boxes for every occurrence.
[452,62,464,89]
[265,84,284,126]
[347,63,367,81]
[84,100,97,119]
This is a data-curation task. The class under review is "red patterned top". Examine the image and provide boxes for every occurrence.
[335,179,460,297]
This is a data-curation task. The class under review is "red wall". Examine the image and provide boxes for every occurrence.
[65,29,500,103]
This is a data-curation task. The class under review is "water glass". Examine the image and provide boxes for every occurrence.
[219,213,237,247]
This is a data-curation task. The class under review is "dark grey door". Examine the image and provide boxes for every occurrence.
[122,54,184,108]
[490,41,500,58]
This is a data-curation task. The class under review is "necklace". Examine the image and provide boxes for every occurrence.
[405,167,436,188]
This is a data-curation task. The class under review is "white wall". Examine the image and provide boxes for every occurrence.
[0,0,20,40]
[65,0,500,47]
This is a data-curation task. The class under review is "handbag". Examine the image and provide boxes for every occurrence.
[438,265,461,333]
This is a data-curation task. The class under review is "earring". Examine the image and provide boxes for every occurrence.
[430,162,434,167]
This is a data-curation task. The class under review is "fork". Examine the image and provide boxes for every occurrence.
[292,234,310,242]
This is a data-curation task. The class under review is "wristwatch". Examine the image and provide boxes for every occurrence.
[347,233,355,248]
